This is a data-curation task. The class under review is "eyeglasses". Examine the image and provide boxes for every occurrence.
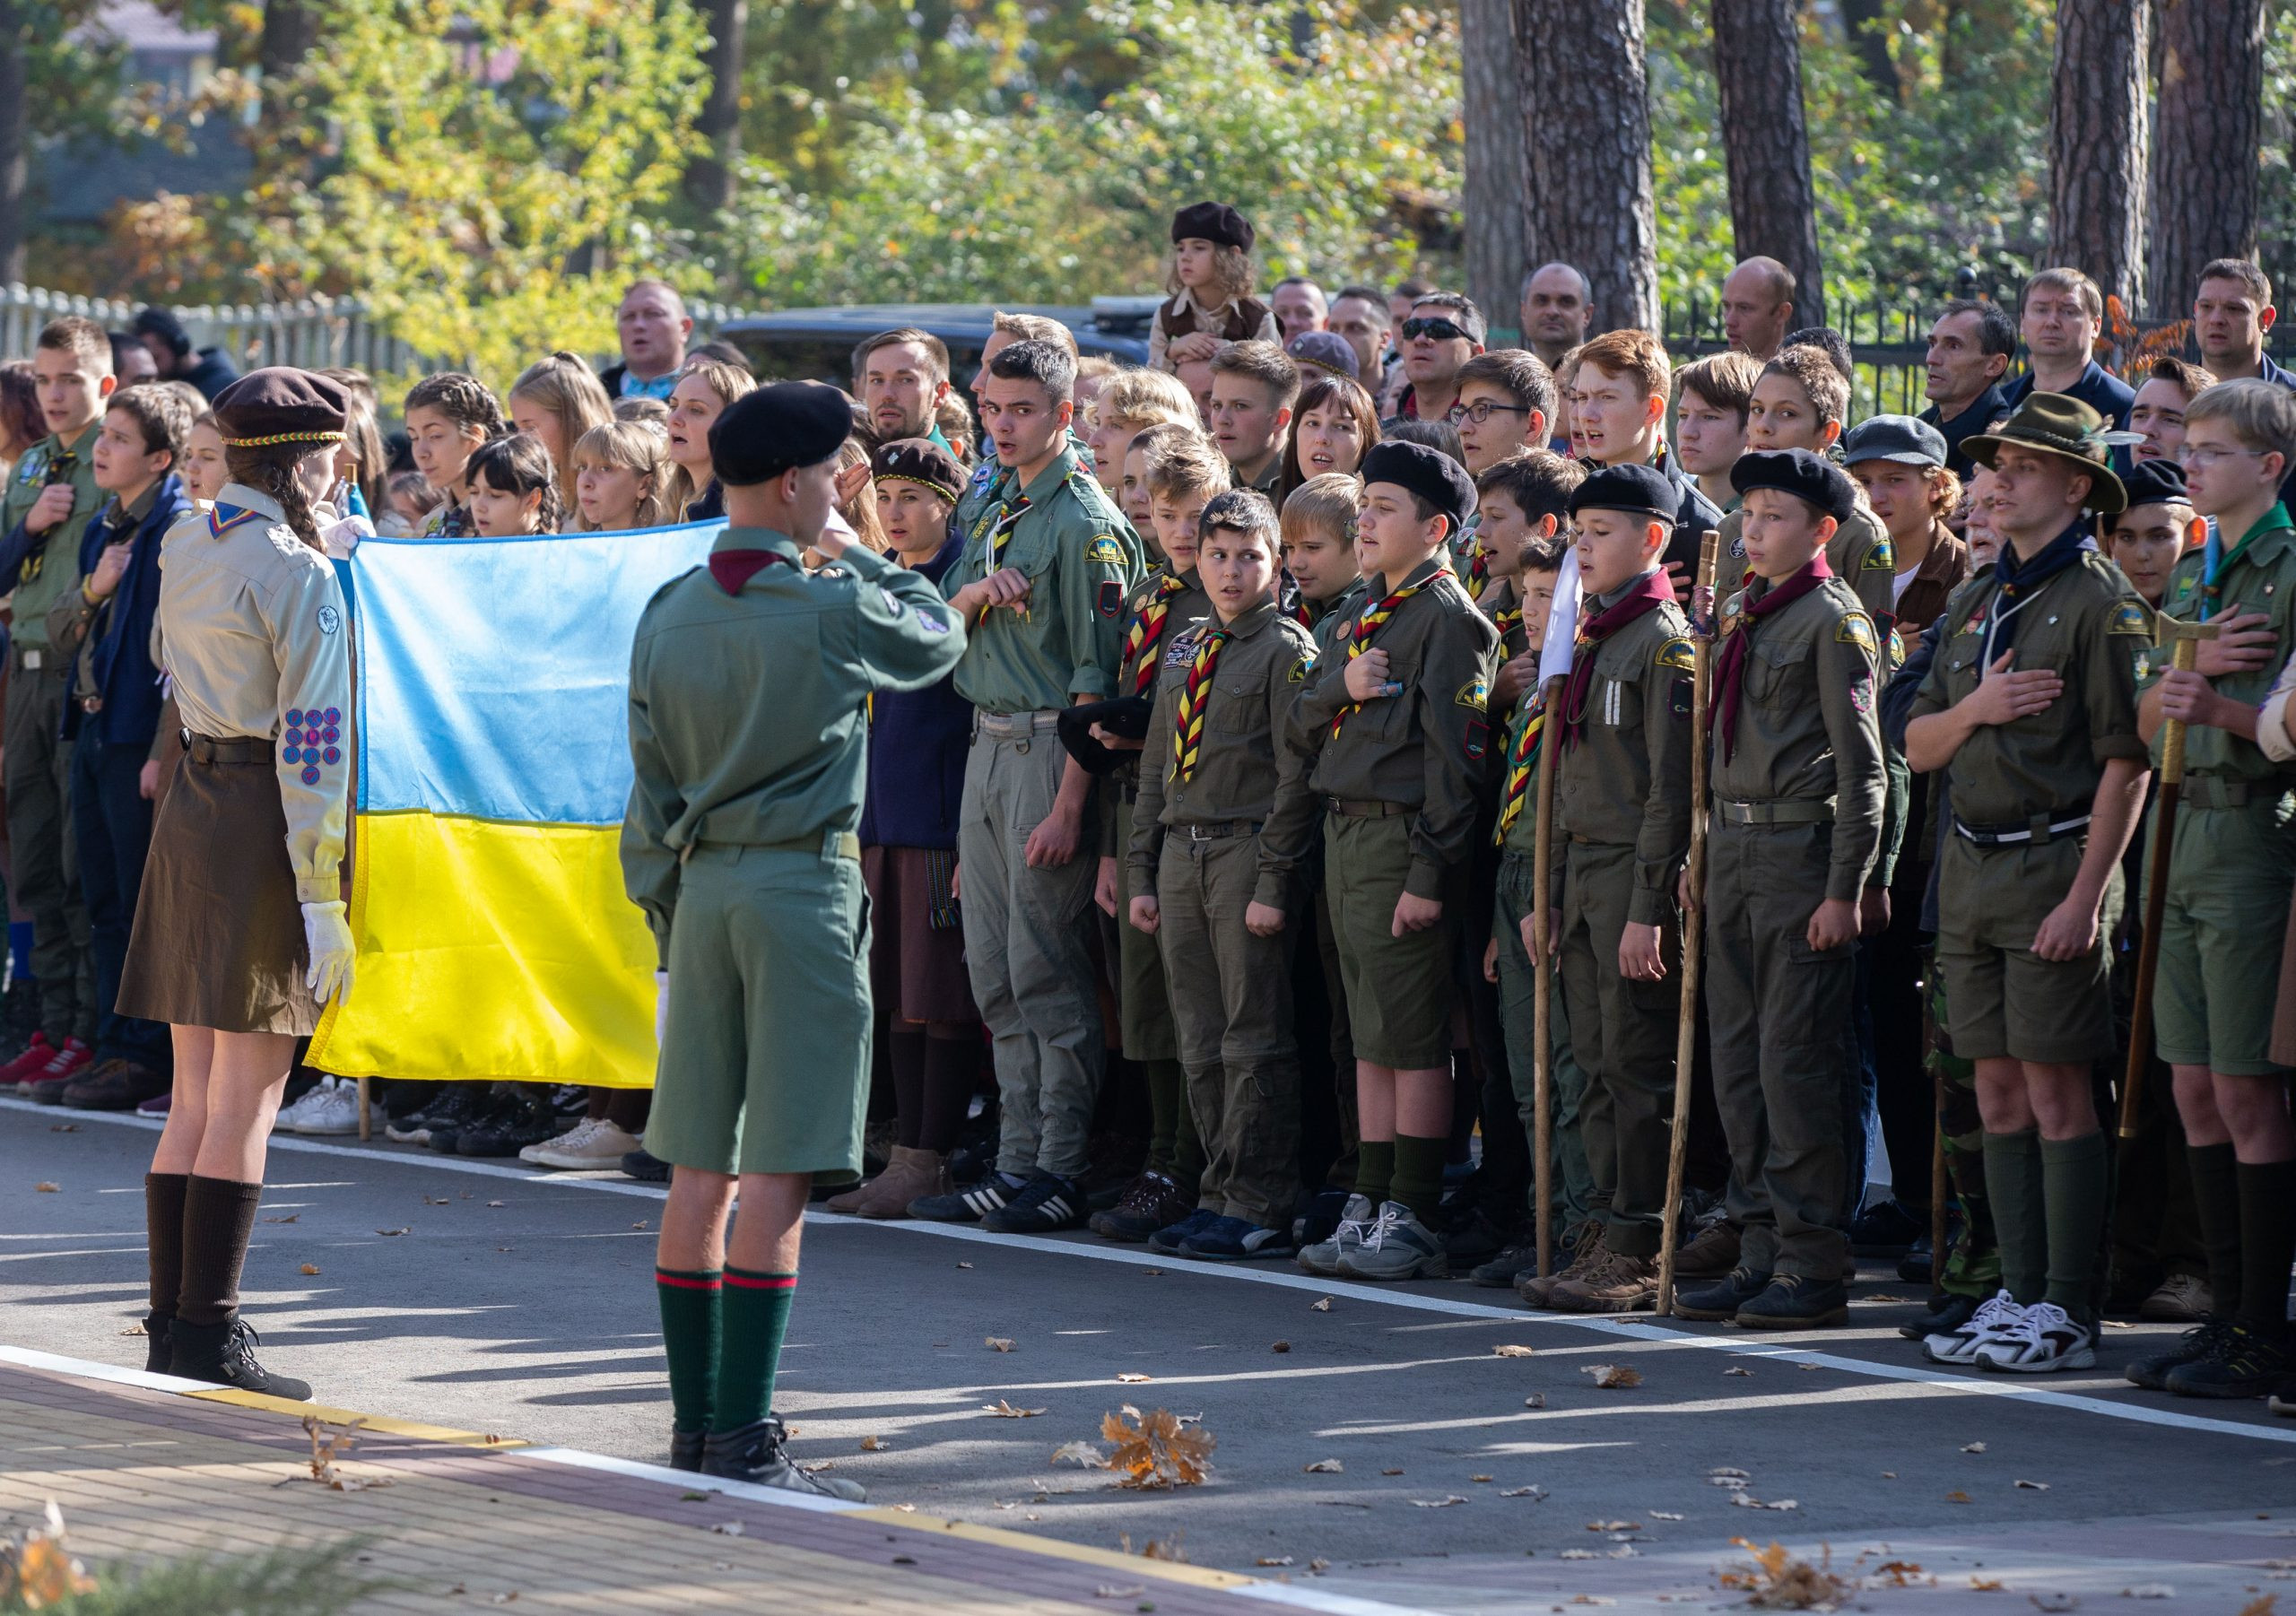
[2176,446,2269,470]
[1448,399,1531,425]
[1400,317,1467,343]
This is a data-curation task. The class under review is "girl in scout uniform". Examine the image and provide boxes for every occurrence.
[120,367,359,1402]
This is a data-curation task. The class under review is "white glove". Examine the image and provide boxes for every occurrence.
[654,969,670,1047]
[319,512,374,560]
[302,899,356,1005]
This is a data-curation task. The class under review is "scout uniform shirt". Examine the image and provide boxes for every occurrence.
[156,485,353,902]
[0,421,103,666]
[939,444,1135,716]
[1306,578,1367,658]
[1128,600,1319,908]
[2149,504,2296,793]
[1720,500,1900,631]
[1290,555,1500,899]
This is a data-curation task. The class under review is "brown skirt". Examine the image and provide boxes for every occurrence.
[118,737,323,1036]
[861,844,978,1027]
[2274,890,2296,1069]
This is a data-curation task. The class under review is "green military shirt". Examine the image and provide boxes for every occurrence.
[1552,576,1695,925]
[1498,691,1551,858]
[1479,577,1532,661]
[2143,504,2296,789]
[1,421,102,656]
[1239,456,1283,498]
[1720,501,1899,630]
[1105,561,1213,827]
[1712,575,1887,900]
[1290,555,1500,899]
[622,528,967,965]
[1909,543,2149,828]
[940,444,1137,715]
[1129,601,1319,908]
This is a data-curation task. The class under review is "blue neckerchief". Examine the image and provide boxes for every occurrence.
[1982,520,2092,664]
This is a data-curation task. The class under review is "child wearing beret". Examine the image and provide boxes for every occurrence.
[1150,202,1279,376]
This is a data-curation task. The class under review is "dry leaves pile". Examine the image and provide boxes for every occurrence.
[1096,1406,1213,1490]
[1718,1538,1849,1612]
[298,1414,392,1492]
[0,1501,99,1606]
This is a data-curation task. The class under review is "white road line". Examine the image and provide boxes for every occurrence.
[13,1095,2294,1448]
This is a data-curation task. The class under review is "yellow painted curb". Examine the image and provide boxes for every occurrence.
[181,1388,529,1449]
[847,1508,1254,1588]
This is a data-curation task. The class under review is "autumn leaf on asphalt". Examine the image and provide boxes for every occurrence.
[48,1123,77,1133]
[2014,1478,2050,1490]
[300,1264,321,1275]
[34,1182,57,1193]
[1723,1367,1752,1377]
[1961,1440,1987,1454]
[422,1195,452,1206]
[983,1400,1045,1418]
[859,1436,887,1452]
[1470,1474,1493,1483]
[1649,1510,1683,1521]
[300,1414,391,1492]
[1492,1344,1535,1358]
[1559,1549,1596,1560]
[376,1227,410,1237]
[986,1337,1016,1352]
[1116,1372,1152,1384]
[1256,1557,1293,1568]
[1272,1341,1291,1353]
[1303,1458,1344,1473]
[1411,1496,1466,1508]
[1524,1392,1546,1409]
[1945,1490,1973,1504]
[262,1214,300,1224]
[1500,1485,1545,1499]
[1311,1297,1333,1312]
[1381,1467,1404,1476]
[487,1201,506,1208]
[1050,1441,1108,1469]
[1581,1364,1642,1388]
[1101,1405,1214,1489]
[1587,1520,1639,1532]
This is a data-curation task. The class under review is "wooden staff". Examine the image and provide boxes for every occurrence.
[1531,672,1565,1280]
[2117,617,2219,1140]
[1657,529,1722,1316]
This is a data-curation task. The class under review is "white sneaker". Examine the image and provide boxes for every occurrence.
[1974,1300,2096,1373]
[522,1116,596,1163]
[273,1079,340,1133]
[290,1079,381,1136]
[532,1119,643,1170]
[1924,1288,2026,1365]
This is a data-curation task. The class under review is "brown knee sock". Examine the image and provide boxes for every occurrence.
[144,1173,188,1321]
[178,1177,265,1328]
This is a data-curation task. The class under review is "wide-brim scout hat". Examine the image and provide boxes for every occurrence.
[213,368,349,448]
[1965,393,2128,515]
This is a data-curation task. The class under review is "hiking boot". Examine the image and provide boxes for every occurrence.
[1547,1248,1658,1314]
[457,1088,560,1157]
[1974,1300,2096,1374]
[829,1146,948,1219]
[1338,1202,1450,1281]
[1900,1290,1979,1342]
[910,1169,1029,1223]
[1179,1214,1293,1262]
[1147,1207,1222,1255]
[1735,1273,1849,1329]
[24,1038,92,1103]
[2140,1273,2212,1324]
[622,1144,671,1183]
[1671,1218,1741,1281]
[1,1032,56,1093]
[143,1314,171,1376]
[531,1118,644,1171]
[2162,1321,2292,1399]
[670,1427,705,1473]
[699,1416,865,1500]
[978,1173,1085,1234]
[1440,1209,1511,1264]
[1090,1169,1190,1243]
[1848,1198,1924,1257]
[169,1317,312,1401]
[61,1058,167,1112]
[1673,1264,1772,1322]
[1296,1195,1374,1277]
[1517,1220,1606,1308]
[1470,1240,1539,1288]
[2126,1317,2236,1391]
[1924,1289,2025,1365]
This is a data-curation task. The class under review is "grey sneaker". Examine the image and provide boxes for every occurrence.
[1296,1194,1374,1276]
[1336,1202,1451,1282]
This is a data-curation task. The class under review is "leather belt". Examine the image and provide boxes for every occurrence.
[183,732,274,765]
[1952,811,2091,847]
[1325,797,1409,818]
[1714,797,1835,827]
[1185,821,1260,840]
[2181,775,2259,811]
[974,709,1063,736]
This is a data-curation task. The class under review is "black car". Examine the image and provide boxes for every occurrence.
[714,300,1156,387]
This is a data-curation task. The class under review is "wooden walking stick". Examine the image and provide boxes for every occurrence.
[1657,530,1721,1317]
[2117,617,2220,1140]
[1531,672,1565,1280]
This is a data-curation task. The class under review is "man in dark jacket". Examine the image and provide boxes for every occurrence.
[130,308,239,403]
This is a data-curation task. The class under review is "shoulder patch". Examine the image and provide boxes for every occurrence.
[2109,600,2152,637]
[1863,538,1895,571]
[1656,636,1696,672]
[1289,653,1312,684]
[1085,534,1126,565]
[1836,613,1877,650]
[1455,676,1490,713]
[1098,579,1123,619]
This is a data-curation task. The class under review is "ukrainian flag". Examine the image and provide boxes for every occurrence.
[308,521,723,1088]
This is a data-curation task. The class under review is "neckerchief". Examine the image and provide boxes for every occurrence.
[1465,545,1489,601]
[1493,693,1545,842]
[708,549,789,595]
[1121,573,1190,694]
[1331,574,1435,736]
[1980,520,2093,664]
[1487,585,1524,645]
[987,495,1031,572]
[1710,553,1832,765]
[1171,627,1230,782]
[2199,503,2292,622]
[207,500,265,541]
[1560,568,1674,749]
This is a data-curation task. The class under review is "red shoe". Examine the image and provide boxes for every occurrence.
[25,1038,93,1105]
[2,1032,55,1093]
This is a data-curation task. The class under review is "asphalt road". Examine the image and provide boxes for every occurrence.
[9,1097,2296,1613]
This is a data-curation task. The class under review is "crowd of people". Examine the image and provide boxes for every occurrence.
[8,204,2296,1413]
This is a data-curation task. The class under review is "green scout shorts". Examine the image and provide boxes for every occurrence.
[647,841,873,1177]
[1323,812,1452,1070]
[1935,831,2121,1066]
[2154,791,2296,1076]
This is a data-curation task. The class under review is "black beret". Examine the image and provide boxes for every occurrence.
[871,437,966,504]
[709,380,850,487]
[212,367,349,448]
[1729,447,1858,524]
[2118,456,2190,509]
[1360,439,1475,534]
[1171,201,1255,255]
[1569,461,1676,521]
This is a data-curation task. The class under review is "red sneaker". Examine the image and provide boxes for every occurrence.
[25,1038,92,1105]
[2,1032,55,1093]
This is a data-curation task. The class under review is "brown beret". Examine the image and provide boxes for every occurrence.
[871,437,966,505]
[213,367,349,448]
[1171,201,1255,255]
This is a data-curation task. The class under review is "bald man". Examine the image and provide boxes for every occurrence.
[1518,262,1593,370]
[603,280,694,401]
[1722,257,1796,362]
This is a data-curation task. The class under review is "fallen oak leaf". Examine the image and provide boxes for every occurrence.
[983,1400,1046,1418]
[1381,1467,1405,1476]
[1311,1297,1333,1312]
[1962,1440,1987,1454]
[1049,1440,1107,1470]
[1470,1473,1493,1483]
[1723,1366,1752,1377]
[1272,1341,1291,1353]
[1581,1364,1642,1388]
[1101,1405,1213,1489]
[1523,1392,1546,1409]
[1116,1372,1153,1383]
[486,1200,506,1207]
[1256,1557,1293,1568]
[34,1182,58,1193]
[1649,1509,1683,1520]
[1946,1490,1974,1504]
[1587,1519,1639,1531]
[1492,1344,1535,1358]
[375,1227,410,1237]
[1412,1496,1468,1508]
[262,1213,299,1223]
[2013,1478,2050,1490]
[859,1436,887,1452]
[1970,1577,2003,1591]
[1303,1458,1344,1473]
[300,1264,321,1275]
[986,1336,1016,1352]
[1500,1485,1545,1499]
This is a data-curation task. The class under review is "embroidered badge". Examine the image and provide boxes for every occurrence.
[1165,624,1207,669]
[1085,534,1126,565]
[879,586,905,618]
[1863,538,1895,571]
[1098,580,1123,619]
[317,604,341,636]
[1657,636,1696,672]
[1288,654,1312,684]
[2108,600,2152,637]
[1455,676,1490,713]
[1837,613,1876,650]
[1850,672,1874,715]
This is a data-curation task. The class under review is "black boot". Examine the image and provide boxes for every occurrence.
[1900,1290,1978,1342]
[1673,1265,1772,1322]
[699,1417,865,1500]
[2125,1317,2234,1391]
[169,1317,312,1401]
[2162,1321,2292,1399]
[143,1314,172,1375]
[1735,1273,1849,1328]
[670,1427,706,1473]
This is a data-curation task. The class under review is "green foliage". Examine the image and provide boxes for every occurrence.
[13,1,130,149]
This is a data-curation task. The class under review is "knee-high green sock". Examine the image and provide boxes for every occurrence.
[655,1268,721,1433]
[1353,1140,1396,1209]
[2237,1160,2296,1335]
[2039,1132,2107,1316]
[1390,1134,1448,1222]
[2188,1142,2242,1317]
[717,1268,797,1430]
[1981,1128,2046,1304]
[1144,1059,1186,1176]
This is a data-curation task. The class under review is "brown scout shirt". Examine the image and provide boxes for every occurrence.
[1129,600,1320,909]
[1712,576,1888,901]
[1290,556,1500,900]
[1722,501,1899,629]
[1553,578,1695,926]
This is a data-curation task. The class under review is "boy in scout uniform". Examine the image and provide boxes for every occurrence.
[1526,464,1695,1314]
[1674,449,1885,1329]
[1905,394,2152,1374]
[1289,441,1498,1281]
[624,382,965,1494]
[0,316,113,1087]
[1128,489,1318,1260]
[921,339,1138,1234]
[2129,378,2296,1397]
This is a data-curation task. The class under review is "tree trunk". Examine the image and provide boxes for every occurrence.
[1514,0,1657,334]
[258,0,319,83]
[1837,0,1900,100]
[2047,0,2148,312]
[686,0,748,218]
[1462,0,1526,331]
[1712,0,1826,334]
[0,0,26,285]
[2148,0,2263,316]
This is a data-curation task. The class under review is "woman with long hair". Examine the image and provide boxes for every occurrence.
[509,352,614,517]
[1276,373,1379,503]
[664,359,756,521]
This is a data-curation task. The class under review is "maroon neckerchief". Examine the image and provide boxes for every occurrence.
[1710,552,1834,764]
[1561,568,1676,749]
[709,549,790,595]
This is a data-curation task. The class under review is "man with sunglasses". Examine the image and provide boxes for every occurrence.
[1396,294,1486,425]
